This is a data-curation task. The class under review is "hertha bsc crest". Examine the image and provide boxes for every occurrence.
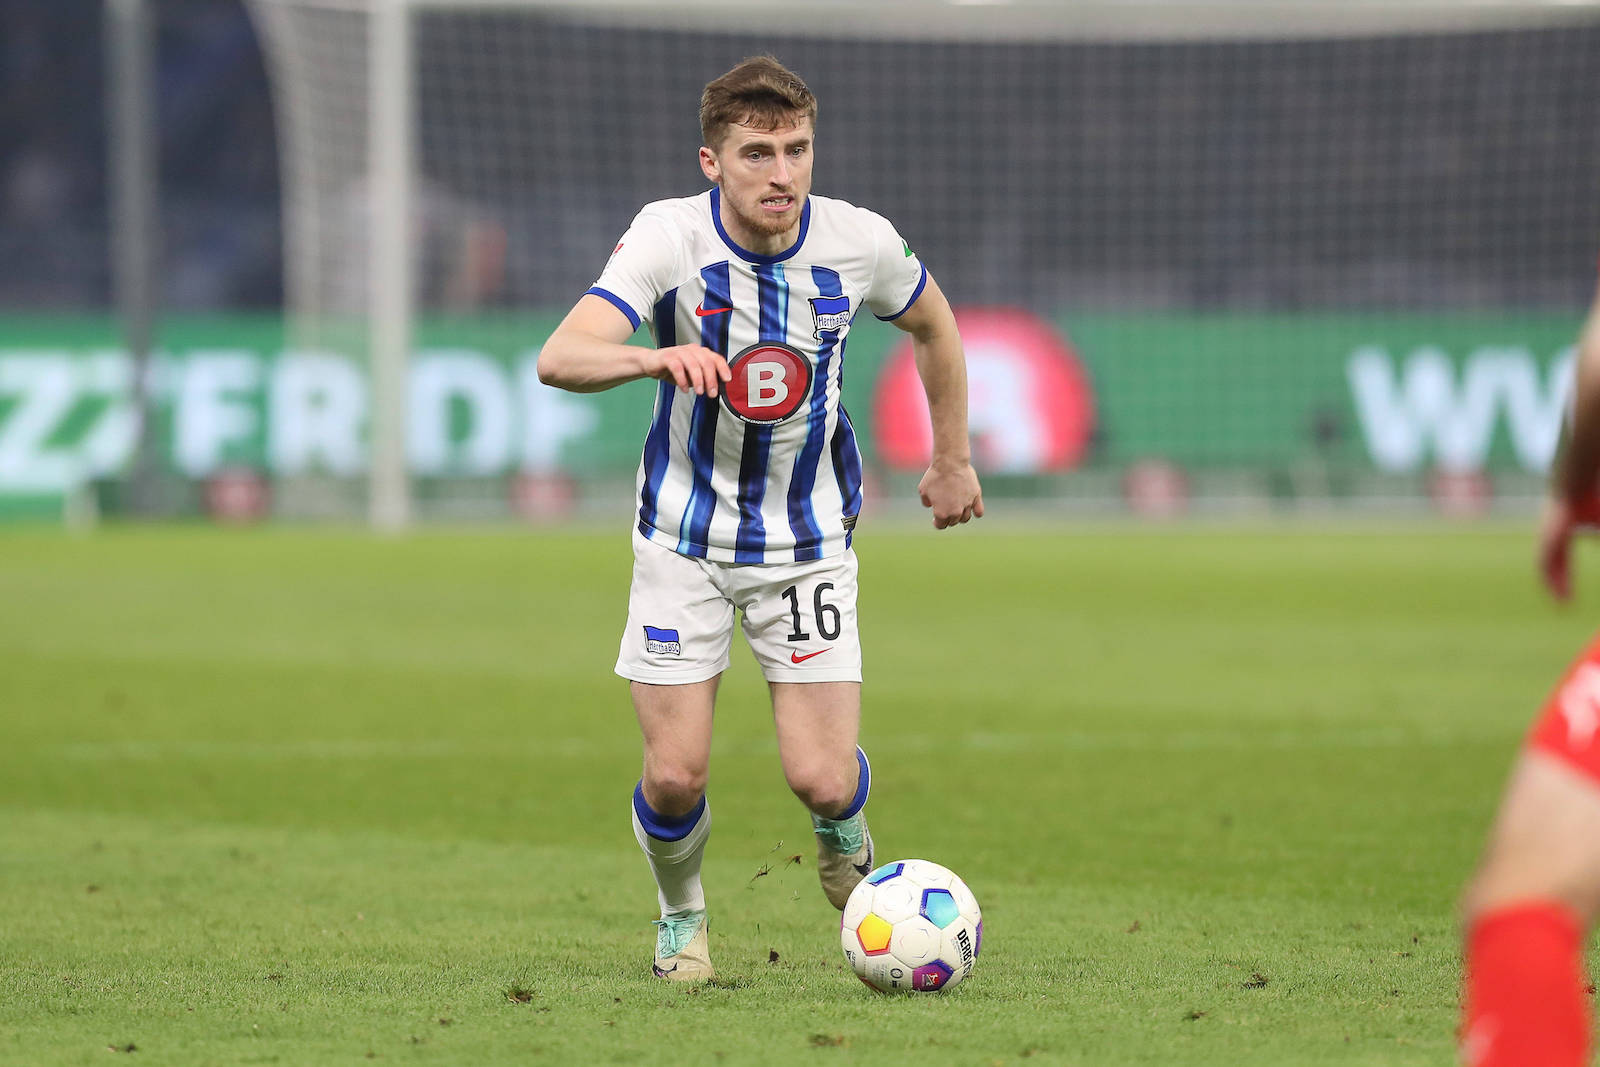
[809,294,851,338]
[721,341,813,425]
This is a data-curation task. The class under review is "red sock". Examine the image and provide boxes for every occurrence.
[1463,902,1589,1067]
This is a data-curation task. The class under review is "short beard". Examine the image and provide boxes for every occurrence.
[731,195,800,238]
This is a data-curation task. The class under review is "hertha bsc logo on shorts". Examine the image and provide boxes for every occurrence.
[643,626,682,656]
[722,342,813,425]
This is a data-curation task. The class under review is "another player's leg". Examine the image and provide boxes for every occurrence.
[769,680,874,909]
[1462,640,1600,1066]
[632,677,718,980]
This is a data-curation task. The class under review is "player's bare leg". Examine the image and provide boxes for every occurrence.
[1466,751,1600,921]
[632,677,718,981]
[1461,750,1600,1066]
[771,680,874,908]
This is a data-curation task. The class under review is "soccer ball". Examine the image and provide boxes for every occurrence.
[840,859,982,992]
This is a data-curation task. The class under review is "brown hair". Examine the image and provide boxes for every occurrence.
[699,56,817,150]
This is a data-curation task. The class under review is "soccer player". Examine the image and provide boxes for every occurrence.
[1461,274,1600,1066]
[537,56,983,982]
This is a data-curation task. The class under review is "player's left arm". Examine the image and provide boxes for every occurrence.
[891,274,984,529]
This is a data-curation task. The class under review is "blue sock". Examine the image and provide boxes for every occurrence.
[632,782,706,841]
[832,746,870,821]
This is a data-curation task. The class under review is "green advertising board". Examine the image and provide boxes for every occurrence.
[0,309,1579,517]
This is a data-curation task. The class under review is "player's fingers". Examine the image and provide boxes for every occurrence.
[715,354,732,382]
[959,506,973,524]
[920,491,933,509]
[701,354,720,398]
[972,495,985,519]
[1540,532,1567,598]
[1546,563,1570,602]
[666,357,689,392]
[1543,541,1572,601]
[684,357,706,395]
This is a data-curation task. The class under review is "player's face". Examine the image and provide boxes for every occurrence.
[700,118,813,252]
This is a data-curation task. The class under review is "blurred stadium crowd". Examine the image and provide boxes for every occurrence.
[2,3,1598,315]
[1,1,279,310]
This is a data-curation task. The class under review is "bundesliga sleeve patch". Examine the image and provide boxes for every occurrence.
[721,341,813,425]
[643,626,682,656]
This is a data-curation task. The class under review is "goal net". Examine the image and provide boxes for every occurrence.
[247,0,1600,522]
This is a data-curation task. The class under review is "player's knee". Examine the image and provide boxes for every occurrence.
[786,761,856,818]
[644,764,708,815]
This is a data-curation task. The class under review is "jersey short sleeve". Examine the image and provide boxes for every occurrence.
[862,209,930,321]
[586,206,681,332]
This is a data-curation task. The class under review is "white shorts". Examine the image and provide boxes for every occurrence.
[615,529,862,685]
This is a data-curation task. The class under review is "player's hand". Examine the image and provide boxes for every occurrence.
[641,344,732,398]
[1541,495,1581,601]
[918,461,984,530]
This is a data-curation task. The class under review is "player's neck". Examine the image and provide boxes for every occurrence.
[717,195,802,257]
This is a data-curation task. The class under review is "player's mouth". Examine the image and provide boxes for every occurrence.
[760,194,794,213]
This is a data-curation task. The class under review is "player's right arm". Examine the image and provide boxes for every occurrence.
[540,204,731,396]
[1540,276,1600,600]
[538,296,731,397]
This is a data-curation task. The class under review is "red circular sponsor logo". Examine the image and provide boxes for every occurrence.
[872,307,1094,473]
[722,342,813,424]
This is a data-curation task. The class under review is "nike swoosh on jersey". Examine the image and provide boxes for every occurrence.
[790,648,831,664]
[694,304,734,317]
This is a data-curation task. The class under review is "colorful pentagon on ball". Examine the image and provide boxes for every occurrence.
[913,961,953,991]
[950,878,980,918]
[856,914,893,955]
[865,862,904,885]
[921,888,960,929]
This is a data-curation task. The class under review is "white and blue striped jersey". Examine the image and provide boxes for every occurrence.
[587,187,928,564]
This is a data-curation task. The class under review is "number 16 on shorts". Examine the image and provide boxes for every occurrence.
[743,556,861,681]
[614,530,862,685]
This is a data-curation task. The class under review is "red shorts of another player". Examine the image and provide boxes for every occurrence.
[1529,632,1600,783]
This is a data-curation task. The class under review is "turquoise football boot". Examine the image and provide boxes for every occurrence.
[650,909,712,981]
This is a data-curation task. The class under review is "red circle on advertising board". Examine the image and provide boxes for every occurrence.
[722,341,813,424]
[872,308,1095,473]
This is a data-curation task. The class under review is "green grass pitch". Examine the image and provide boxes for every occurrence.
[1,520,1591,1064]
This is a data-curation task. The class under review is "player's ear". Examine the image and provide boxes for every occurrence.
[698,146,720,184]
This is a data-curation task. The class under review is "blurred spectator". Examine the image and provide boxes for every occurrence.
[320,173,507,313]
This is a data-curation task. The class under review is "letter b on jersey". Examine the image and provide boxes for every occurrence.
[723,342,812,424]
[747,362,789,410]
